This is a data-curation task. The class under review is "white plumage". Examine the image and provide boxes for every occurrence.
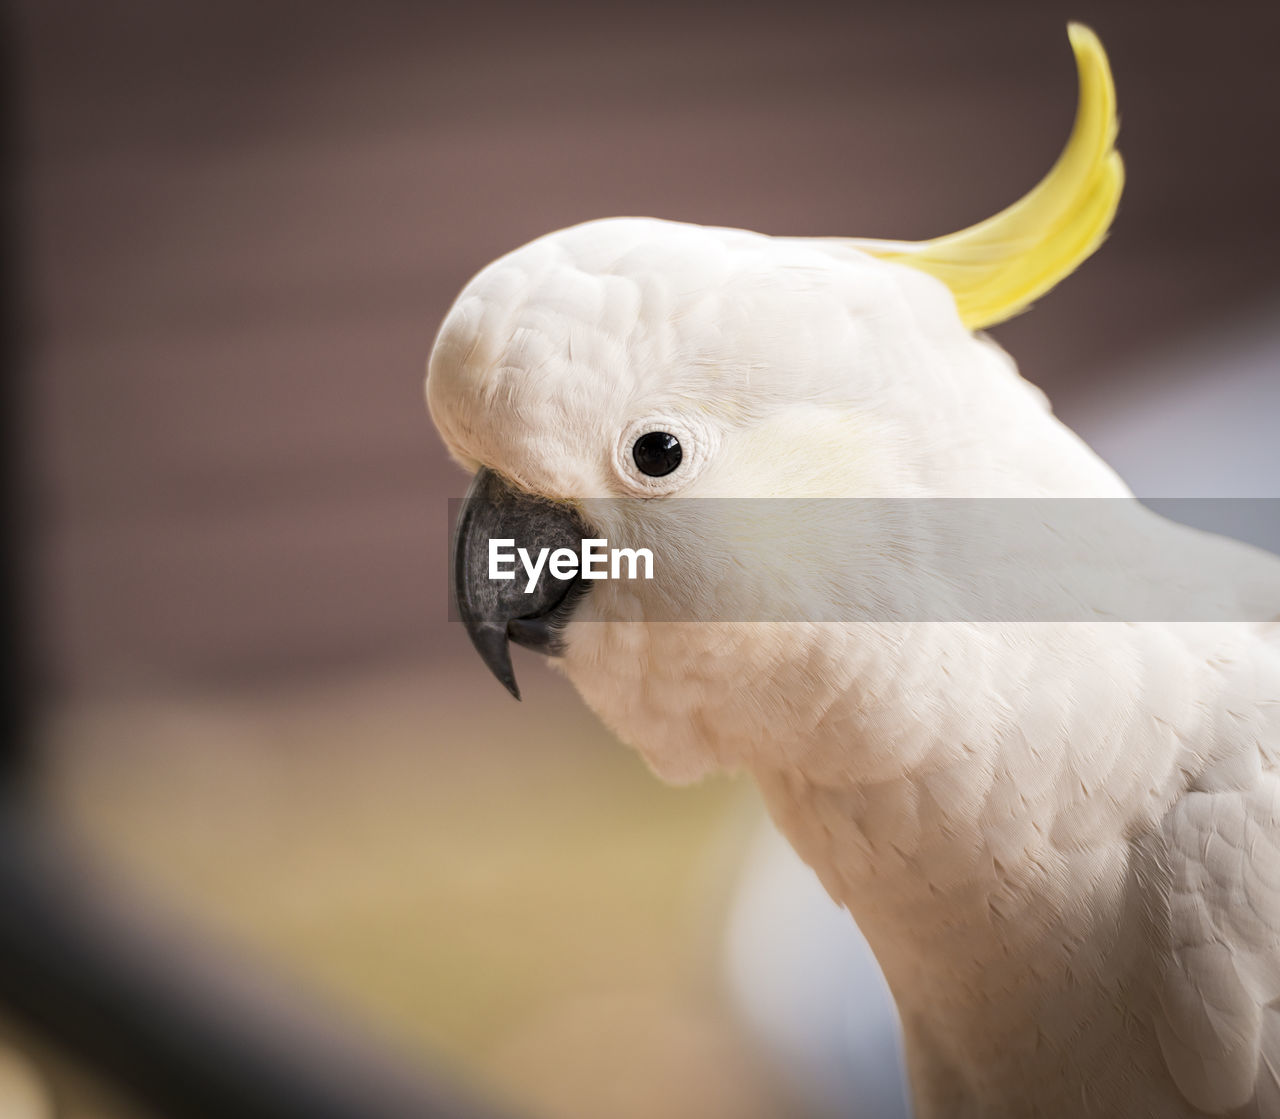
[426,27,1280,1118]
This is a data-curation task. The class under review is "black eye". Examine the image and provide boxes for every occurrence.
[632,431,683,477]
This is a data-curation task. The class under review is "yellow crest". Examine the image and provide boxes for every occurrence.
[847,24,1124,330]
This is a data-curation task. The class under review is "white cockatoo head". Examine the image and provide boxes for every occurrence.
[427,25,1126,781]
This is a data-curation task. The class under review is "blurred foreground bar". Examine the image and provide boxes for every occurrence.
[0,794,519,1119]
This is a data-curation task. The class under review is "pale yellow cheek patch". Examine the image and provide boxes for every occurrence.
[705,408,895,500]
[844,23,1124,331]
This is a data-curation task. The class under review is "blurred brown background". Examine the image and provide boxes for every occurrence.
[9,2,1280,1117]
[17,0,1280,696]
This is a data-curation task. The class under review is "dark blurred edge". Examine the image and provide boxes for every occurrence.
[4,0,32,777]
[0,804,522,1119]
[0,12,515,1119]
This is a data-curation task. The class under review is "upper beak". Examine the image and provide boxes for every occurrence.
[452,467,591,699]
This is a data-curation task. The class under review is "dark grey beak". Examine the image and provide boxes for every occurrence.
[452,467,591,699]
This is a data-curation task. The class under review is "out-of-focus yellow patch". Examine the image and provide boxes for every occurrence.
[38,661,790,1118]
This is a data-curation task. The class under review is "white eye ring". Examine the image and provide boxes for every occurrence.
[613,414,716,496]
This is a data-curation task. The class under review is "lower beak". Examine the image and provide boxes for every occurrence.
[452,467,591,699]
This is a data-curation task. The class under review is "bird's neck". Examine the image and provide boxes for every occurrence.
[754,752,1180,1119]
[744,620,1220,1115]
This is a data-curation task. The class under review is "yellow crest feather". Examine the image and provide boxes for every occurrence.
[847,23,1124,330]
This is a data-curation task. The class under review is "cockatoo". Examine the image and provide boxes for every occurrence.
[426,25,1280,1119]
